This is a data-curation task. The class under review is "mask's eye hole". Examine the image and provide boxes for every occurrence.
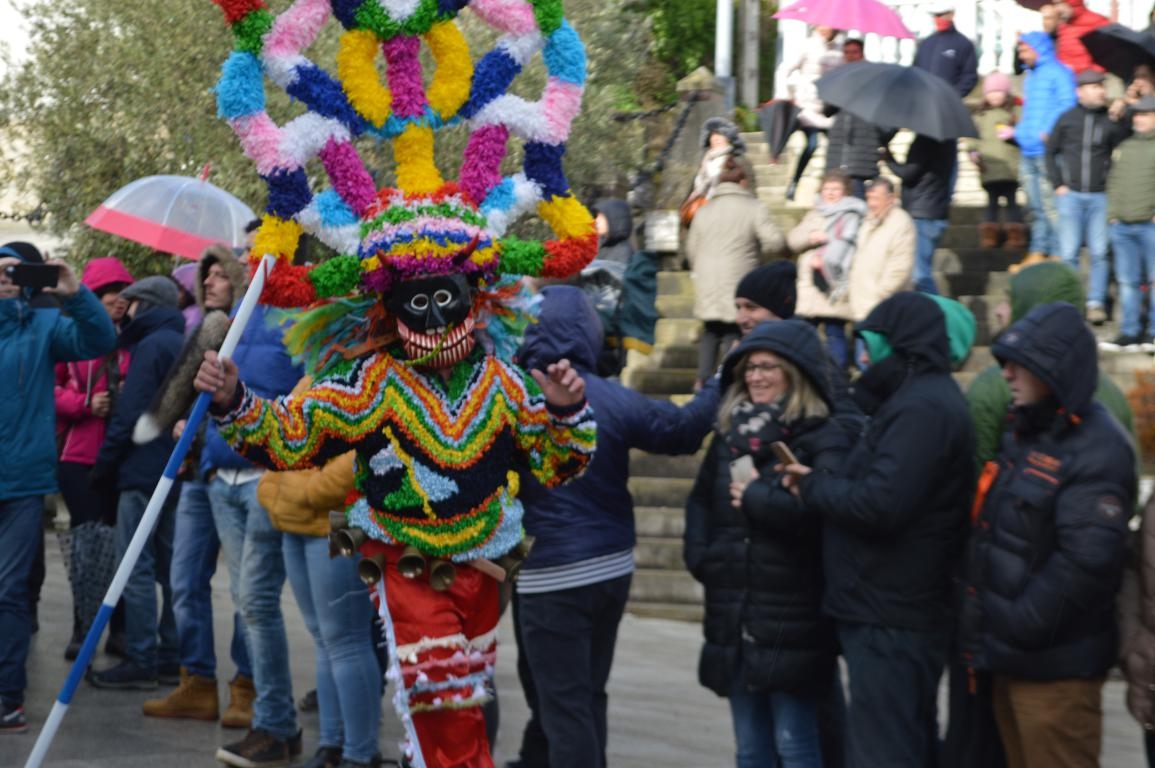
[408,294,430,312]
[433,289,453,307]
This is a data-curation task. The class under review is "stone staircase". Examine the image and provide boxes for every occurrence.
[622,130,1154,623]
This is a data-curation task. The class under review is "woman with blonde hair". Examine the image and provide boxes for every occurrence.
[684,319,847,768]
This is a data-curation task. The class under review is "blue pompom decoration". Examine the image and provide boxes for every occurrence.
[216,52,265,119]
[287,64,368,135]
[437,0,471,14]
[459,48,521,119]
[543,21,586,86]
[331,0,361,29]
[263,168,313,218]
[480,178,516,215]
[314,189,360,228]
[524,142,568,198]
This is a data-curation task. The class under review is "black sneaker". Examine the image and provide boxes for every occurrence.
[217,728,302,768]
[300,747,342,768]
[1,703,27,734]
[297,688,318,712]
[88,661,158,690]
[158,662,181,686]
[1100,333,1145,351]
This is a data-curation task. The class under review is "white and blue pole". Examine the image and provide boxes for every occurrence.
[23,254,275,768]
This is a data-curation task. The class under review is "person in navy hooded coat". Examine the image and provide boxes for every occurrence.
[508,285,715,768]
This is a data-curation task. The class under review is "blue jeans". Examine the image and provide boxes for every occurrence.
[1110,221,1155,337]
[283,534,379,763]
[914,218,948,294]
[517,574,632,768]
[115,489,178,669]
[209,477,296,740]
[838,622,946,768]
[1020,156,1058,255]
[729,679,823,768]
[1056,191,1110,307]
[171,481,250,679]
[0,496,43,707]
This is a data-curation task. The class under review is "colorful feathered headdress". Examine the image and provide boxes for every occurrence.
[211,0,597,307]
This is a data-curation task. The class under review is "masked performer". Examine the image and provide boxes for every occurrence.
[195,0,599,765]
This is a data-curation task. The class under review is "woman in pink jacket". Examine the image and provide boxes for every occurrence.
[54,256,133,659]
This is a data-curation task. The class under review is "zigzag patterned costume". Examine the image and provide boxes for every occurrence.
[205,0,599,764]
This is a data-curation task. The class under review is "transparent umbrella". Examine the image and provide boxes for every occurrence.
[85,172,257,259]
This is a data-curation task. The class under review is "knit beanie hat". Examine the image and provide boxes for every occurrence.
[735,261,797,320]
[171,262,198,296]
[0,241,44,264]
[982,71,1012,96]
[120,275,179,314]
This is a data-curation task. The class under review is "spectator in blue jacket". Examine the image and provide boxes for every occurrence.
[508,285,715,768]
[913,3,978,98]
[89,276,186,690]
[196,246,304,767]
[1014,31,1077,265]
[0,244,116,733]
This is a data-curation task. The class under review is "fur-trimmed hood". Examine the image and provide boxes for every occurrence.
[196,244,247,312]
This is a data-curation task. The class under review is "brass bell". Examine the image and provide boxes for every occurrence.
[497,535,536,582]
[328,511,346,532]
[428,559,457,591]
[334,527,368,558]
[397,546,426,579]
[357,552,388,586]
[327,532,342,559]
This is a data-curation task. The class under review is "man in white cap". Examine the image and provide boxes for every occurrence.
[913,2,978,98]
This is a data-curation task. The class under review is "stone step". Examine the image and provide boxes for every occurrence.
[648,344,699,370]
[635,536,685,570]
[629,567,703,604]
[657,271,694,295]
[656,294,695,320]
[628,367,698,395]
[940,270,1012,299]
[631,451,706,479]
[625,600,702,623]
[629,477,695,509]
[935,249,1021,274]
[635,505,688,537]
[655,318,704,346]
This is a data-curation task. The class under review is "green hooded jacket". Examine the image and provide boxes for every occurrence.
[966,261,1135,469]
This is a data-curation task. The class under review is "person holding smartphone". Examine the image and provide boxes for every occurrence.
[684,319,848,768]
[0,242,117,733]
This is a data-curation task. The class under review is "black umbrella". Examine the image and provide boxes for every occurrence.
[816,62,978,141]
[1081,24,1155,81]
[758,101,801,163]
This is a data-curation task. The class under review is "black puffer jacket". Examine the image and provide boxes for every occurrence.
[800,292,975,631]
[826,110,895,179]
[887,135,957,221]
[685,320,848,697]
[959,302,1136,680]
[1045,104,1130,193]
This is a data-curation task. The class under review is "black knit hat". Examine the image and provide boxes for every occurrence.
[735,261,797,320]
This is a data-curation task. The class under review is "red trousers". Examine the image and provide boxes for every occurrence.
[365,542,499,768]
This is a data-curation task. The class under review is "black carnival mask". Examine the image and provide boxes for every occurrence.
[390,275,477,368]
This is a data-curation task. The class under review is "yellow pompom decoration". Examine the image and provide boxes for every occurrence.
[253,215,304,263]
[337,29,392,128]
[394,125,443,194]
[537,195,595,241]
[424,22,473,119]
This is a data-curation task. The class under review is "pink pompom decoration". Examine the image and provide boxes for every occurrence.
[383,36,428,119]
[470,0,538,36]
[263,0,329,58]
[232,113,288,176]
[542,79,583,144]
[460,125,509,205]
[320,139,378,216]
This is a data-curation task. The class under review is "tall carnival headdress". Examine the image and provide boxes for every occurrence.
[210,0,596,315]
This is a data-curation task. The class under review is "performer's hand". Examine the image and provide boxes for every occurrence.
[532,358,585,409]
[194,350,240,410]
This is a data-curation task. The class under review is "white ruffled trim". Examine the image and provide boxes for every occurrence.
[262,53,309,89]
[497,30,543,66]
[297,204,362,254]
[280,113,351,168]
[395,624,499,661]
[471,94,546,141]
[379,0,421,22]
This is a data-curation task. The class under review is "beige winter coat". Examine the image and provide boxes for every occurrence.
[847,205,917,322]
[1120,493,1155,732]
[789,209,854,321]
[687,183,785,323]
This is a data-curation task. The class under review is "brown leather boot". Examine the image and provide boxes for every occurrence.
[1003,221,1027,250]
[979,221,1000,249]
[142,667,219,721]
[220,674,255,729]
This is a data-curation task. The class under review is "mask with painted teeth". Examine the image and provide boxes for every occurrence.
[390,275,477,368]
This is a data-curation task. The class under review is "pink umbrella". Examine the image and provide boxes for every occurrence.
[85,171,257,260]
[774,0,914,39]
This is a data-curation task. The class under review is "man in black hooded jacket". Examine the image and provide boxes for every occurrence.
[783,291,975,767]
[958,301,1135,767]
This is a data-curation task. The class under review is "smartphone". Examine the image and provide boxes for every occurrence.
[770,441,799,467]
[729,455,756,483]
[5,263,59,289]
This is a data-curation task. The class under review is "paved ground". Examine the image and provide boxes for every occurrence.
[2,537,1147,767]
